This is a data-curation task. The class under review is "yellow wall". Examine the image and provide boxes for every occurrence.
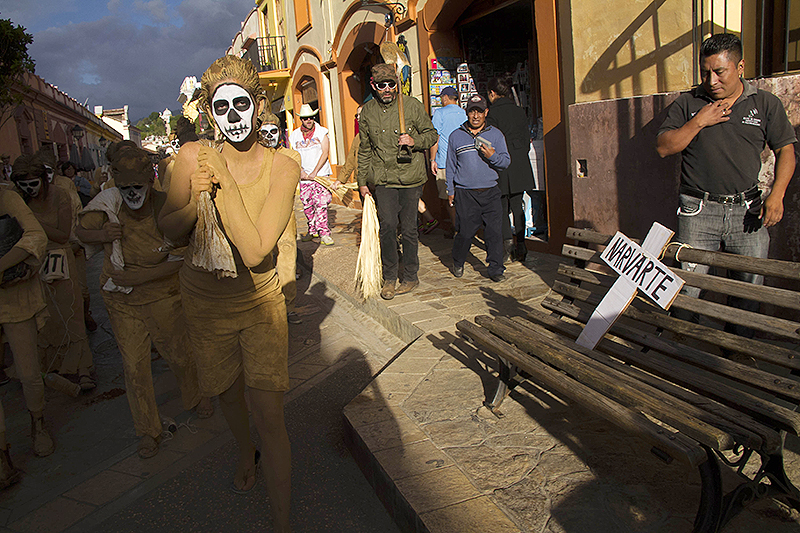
[570,0,694,102]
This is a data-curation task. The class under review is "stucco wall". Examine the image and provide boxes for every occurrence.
[568,74,800,267]
[570,0,694,103]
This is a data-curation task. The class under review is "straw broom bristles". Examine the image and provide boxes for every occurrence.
[355,194,382,300]
[312,176,358,200]
[192,191,237,279]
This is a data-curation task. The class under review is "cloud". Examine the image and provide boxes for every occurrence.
[133,0,169,24]
[107,0,123,13]
[27,0,251,122]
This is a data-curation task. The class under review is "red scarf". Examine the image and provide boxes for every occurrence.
[302,123,315,142]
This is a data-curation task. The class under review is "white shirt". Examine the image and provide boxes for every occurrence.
[288,124,332,177]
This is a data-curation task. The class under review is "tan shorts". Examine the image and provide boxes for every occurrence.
[181,288,289,396]
[435,168,448,199]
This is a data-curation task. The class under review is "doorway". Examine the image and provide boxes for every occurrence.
[457,0,547,241]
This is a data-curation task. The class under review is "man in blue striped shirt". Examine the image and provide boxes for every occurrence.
[446,94,510,282]
[431,87,467,234]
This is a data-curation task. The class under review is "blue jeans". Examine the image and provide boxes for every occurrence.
[675,193,769,336]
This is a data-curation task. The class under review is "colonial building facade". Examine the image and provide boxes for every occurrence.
[228,0,800,260]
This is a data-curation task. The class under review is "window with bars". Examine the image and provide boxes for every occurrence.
[692,0,800,83]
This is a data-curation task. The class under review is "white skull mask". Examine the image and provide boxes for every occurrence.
[44,165,55,183]
[16,178,42,198]
[260,124,280,148]
[211,84,255,143]
[118,184,148,210]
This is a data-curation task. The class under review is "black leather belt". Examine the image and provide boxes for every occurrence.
[680,185,760,205]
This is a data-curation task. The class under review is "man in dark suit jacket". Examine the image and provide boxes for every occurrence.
[487,74,536,263]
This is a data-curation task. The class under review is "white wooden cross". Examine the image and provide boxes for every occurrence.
[576,222,685,349]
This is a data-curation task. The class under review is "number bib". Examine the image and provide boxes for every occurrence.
[39,249,70,282]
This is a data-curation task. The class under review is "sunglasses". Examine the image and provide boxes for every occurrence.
[374,81,397,90]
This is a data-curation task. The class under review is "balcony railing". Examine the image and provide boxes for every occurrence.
[244,36,288,73]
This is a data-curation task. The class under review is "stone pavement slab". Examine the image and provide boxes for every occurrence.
[0,234,405,533]
[303,204,800,533]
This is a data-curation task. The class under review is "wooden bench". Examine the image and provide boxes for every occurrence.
[456,226,800,532]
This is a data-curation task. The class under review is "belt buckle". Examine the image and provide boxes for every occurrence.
[718,195,735,204]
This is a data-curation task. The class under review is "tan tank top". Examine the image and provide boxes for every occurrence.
[100,204,179,306]
[181,146,283,311]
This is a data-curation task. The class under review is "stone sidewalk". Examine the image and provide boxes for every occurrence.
[300,204,800,533]
[0,220,404,533]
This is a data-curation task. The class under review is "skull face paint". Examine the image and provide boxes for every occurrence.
[118,184,148,210]
[260,124,280,148]
[16,178,42,198]
[211,84,255,143]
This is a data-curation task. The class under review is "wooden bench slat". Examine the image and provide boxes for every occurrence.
[519,311,783,453]
[624,304,800,372]
[676,269,800,311]
[532,305,800,435]
[456,319,708,468]
[475,315,737,451]
[562,244,598,263]
[670,293,800,341]
[663,243,800,280]
[555,293,800,402]
[566,227,800,281]
[550,278,800,372]
[501,315,768,451]
[559,260,800,313]
[542,294,581,320]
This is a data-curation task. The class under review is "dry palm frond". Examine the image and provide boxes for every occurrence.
[192,191,237,279]
[355,194,382,300]
[312,176,358,200]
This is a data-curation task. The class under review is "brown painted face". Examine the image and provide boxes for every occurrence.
[700,51,744,101]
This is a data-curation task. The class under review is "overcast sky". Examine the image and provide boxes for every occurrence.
[1,0,254,123]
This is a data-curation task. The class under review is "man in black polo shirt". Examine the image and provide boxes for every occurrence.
[657,33,796,334]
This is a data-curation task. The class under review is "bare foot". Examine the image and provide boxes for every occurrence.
[231,450,259,493]
[196,397,214,419]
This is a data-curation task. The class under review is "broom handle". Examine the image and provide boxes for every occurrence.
[398,94,406,134]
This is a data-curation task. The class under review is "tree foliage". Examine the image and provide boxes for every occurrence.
[0,17,35,116]
[135,111,167,137]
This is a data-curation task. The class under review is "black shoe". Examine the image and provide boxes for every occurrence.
[490,273,505,283]
[453,265,464,278]
[503,239,514,264]
[515,244,527,263]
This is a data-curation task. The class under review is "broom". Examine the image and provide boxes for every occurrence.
[355,194,382,300]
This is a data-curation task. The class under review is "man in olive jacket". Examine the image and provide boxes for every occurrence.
[358,63,437,300]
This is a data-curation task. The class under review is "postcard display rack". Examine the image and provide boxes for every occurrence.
[428,58,487,111]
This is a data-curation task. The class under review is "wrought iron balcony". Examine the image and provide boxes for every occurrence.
[244,36,288,73]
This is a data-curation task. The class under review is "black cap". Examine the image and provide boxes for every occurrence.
[466,94,487,112]
[440,86,458,99]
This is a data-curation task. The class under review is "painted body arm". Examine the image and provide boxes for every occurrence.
[199,147,300,268]
[38,195,72,244]
[157,142,201,241]
[111,260,182,287]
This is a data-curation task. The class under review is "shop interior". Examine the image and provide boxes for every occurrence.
[455,0,548,239]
